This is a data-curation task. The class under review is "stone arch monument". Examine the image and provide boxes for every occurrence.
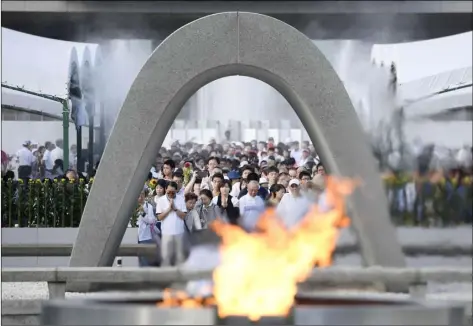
[70,12,405,274]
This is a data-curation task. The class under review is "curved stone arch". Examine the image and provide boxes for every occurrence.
[70,12,405,276]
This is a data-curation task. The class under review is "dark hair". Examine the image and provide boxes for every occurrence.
[207,156,220,165]
[298,171,311,179]
[270,184,285,198]
[167,181,178,190]
[240,165,254,174]
[219,179,232,189]
[316,162,324,170]
[212,172,224,181]
[200,189,213,199]
[4,170,15,181]
[172,171,184,180]
[267,166,279,174]
[247,172,259,182]
[185,192,198,202]
[163,159,176,170]
[157,179,168,189]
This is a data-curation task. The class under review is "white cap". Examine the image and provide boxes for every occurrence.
[224,176,230,180]
[288,179,300,187]
[239,160,249,168]
[259,177,268,184]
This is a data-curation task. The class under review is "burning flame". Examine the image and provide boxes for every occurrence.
[158,176,356,322]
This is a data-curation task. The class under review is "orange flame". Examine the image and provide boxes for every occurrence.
[157,176,356,322]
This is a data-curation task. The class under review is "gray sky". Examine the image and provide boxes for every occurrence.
[1,27,471,97]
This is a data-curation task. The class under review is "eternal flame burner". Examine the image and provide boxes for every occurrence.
[41,291,465,325]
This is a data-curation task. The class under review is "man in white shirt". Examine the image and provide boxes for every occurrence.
[156,181,187,266]
[290,141,303,166]
[276,179,312,228]
[299,149,311,167]
[239,180,266,231]
[16,141,34,179]
[42,142,55,179]
[50,139,64,163]
[172,172,186,198]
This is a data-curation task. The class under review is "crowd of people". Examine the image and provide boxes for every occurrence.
[4,139,79,181]
[136,137,327,267]
[2,135,472,265]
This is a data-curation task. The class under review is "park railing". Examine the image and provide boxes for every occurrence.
[1,175,472,228]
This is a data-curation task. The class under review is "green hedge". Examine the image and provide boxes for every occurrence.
[1,176,471,228]
[1,178,88,227]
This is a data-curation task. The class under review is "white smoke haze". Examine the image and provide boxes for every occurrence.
[91,39,153,137]
[84,10,454,169]
[182,244,220,296]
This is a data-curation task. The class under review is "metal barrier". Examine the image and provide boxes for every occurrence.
[2,243,471,257]
[2,267,471,300]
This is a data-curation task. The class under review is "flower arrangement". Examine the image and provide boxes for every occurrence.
[148,178,158,190]
[183,162,192,185]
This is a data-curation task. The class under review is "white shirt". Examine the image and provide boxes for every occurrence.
[16,147,34,166]
[149,166,161,179]
[290,149,303,166]
[238,194,265,231]
[69,152,77,169]
[43,150,54,170]
[230,182,241,198]
[137,202,158,241]
[299,156,310,167]
[211,195,239,207]
[50,147,63,163]
[276,193,312,228]
[156,195,187,235]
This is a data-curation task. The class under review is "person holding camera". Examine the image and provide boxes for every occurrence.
[137,189,160,267]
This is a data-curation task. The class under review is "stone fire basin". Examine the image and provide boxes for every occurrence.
[41,291,465,325]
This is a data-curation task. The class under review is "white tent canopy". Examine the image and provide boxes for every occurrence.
[371,32,472,148]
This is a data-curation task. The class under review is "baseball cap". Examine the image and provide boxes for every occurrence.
[227,171,241,180]
[288,179,300,187]
[259,177,268,184]
[239,160,249,168]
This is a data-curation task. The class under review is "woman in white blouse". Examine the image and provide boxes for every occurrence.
[137,189,160,267]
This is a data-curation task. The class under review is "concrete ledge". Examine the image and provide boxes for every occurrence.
[1,300,43,326]
[2,315,40,326]
[2,267,471,285]
[3,243,471,257]
[2,296,472,326]
[1,300,43,315]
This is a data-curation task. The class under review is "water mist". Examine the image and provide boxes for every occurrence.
[93,39,153,139]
